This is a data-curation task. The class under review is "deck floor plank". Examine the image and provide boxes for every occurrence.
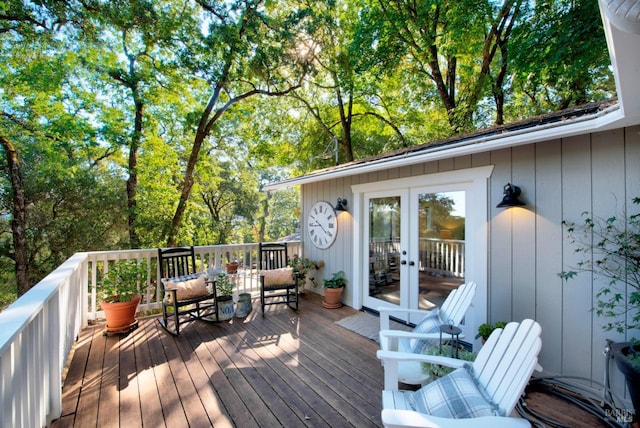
[53,293,608,428]
[132,320,166,428]
[192,324,258,428]
[148,319,188,427]
[119,328,143,426]
[72,329,106,426]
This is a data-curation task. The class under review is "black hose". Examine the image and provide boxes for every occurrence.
[516,376,629,428]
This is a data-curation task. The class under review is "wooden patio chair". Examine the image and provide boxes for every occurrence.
[258,242,300,314]
[377,319,541,427]
[157,246,219,336]
[378,281,477,386]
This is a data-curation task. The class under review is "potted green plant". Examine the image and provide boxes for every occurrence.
[421,344,476,379]
[215,272,235,321]
[322,271,346,309]
[559,198,640,419]
[98,260,149,332]
[288,254,323,290]
[475,321,507,343]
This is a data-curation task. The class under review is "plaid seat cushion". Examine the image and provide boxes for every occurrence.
[401,309,442,353]
[407,367,501,419]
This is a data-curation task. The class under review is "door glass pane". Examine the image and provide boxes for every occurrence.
[368,197,401,304]
[417,192,465,310]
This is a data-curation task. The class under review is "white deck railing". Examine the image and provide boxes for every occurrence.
[419,238,465,278]
[370,238,465,278]
[0,242,300,427]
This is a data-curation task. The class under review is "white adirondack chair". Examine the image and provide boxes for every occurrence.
[378,281,477,386]
[377,319,542,428]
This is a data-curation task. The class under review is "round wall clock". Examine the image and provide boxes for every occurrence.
[307,200,338,249]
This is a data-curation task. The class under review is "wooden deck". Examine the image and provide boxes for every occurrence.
[53,293,609,427]
[54,293,383,427]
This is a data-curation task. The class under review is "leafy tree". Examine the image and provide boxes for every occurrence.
[264,186,300,241]
[0,1,128,295]
[163,0,308,246]
[508,0,613,115]
[79,0,194,249]
[367,0,523,133]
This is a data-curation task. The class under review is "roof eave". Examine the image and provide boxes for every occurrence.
[265,104,625,190]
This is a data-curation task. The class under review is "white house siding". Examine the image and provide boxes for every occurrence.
[301,124,640,403]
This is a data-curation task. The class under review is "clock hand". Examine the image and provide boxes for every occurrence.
[310,220,328,233]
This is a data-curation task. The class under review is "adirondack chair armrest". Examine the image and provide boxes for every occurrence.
[378,306,437,330]
[381,409,531,428]
[379,329,466,352]
[379,329,466,341]
[377,349,468,368]
[377,349,469,389]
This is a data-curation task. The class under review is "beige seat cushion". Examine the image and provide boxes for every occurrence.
[165,276,209,303]
[262,267,294,286]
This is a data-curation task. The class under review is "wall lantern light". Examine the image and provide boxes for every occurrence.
[335,197,348,213]
[497,183,525,208]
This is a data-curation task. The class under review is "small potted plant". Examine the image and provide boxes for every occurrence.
[288,254,323,291]
[421,344,476,379]
[475,321,507,343]
[98,260,149,332]
[322,271,346,309]
[225,259,239,274]
[215,272,235,321]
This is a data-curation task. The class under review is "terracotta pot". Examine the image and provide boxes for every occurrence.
[322,287,344,309]
[226,262,239,274]
[101,294,141,329]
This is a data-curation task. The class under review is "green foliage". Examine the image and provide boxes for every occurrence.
[99,260,149,303]
[559,198,640,364]
[215,273,234,297]
[475,321,507,340]
[0,280,16,312]
[420,345,477,378]
[289,254,323,288]
[323,270,346,288]
[509,0,613,114]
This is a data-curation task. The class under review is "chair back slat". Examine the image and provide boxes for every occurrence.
[259,242,289,270]
[158,246,196,279]
[439,281,476,325]
[471,319,542,415]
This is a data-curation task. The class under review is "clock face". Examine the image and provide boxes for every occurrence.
[307,201,338,249]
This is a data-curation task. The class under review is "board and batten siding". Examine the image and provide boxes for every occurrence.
[301,124,640,403]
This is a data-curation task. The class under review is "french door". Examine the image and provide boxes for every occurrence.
[362,188,467,324]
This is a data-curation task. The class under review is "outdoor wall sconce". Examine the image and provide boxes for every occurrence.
[497,183,525,208]
[334,197,348,213]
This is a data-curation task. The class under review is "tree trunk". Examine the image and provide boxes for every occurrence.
[257,190,271,243]
[127,95,143,249]
[0,136,30,296]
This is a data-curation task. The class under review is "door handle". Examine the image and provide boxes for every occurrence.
[409,261,415,266]
[400,260,407,265]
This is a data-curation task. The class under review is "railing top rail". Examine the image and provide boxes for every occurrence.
[421,237,465,244]
[0,252,88,355]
